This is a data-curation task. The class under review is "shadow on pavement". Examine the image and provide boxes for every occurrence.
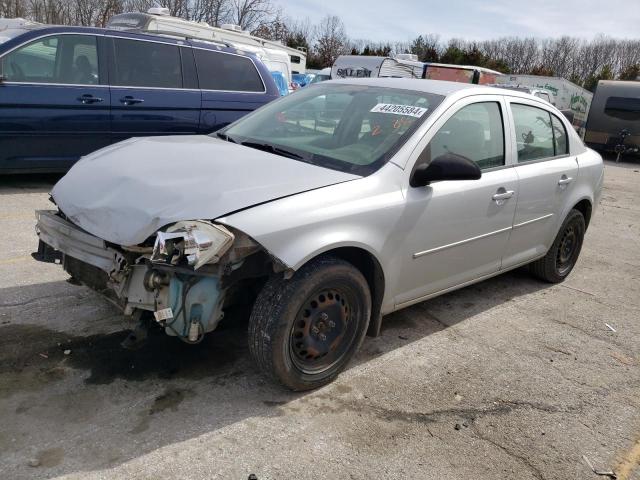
[0,266,554,479]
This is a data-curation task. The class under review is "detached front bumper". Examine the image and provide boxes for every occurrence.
[36,210,123,274]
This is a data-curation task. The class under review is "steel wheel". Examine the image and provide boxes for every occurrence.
[530,209,586,283]
[556,224,579,276]
[289,287,358,375]
[248,255,371,391]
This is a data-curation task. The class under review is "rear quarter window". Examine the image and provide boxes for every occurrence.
[194,49,264,92]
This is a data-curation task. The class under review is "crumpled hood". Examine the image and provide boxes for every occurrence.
[52,135,359,246]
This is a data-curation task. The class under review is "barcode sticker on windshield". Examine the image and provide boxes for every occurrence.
[370,103,428,118]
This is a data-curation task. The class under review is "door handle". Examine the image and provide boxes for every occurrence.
[77,94,103,104]
[120,96,144,106]
[558,176,573,186]
[492,190,515,201]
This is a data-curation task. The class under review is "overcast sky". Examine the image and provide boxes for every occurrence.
[277,0,640,42]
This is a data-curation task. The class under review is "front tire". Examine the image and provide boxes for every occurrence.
[248,255,371,391]
[530,209,585,283]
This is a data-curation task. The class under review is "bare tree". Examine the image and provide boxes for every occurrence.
[314,14,348,67]
[230,0,272,30]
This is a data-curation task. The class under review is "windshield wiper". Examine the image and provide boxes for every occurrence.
[240,141,306,161]
[216,132,237,143]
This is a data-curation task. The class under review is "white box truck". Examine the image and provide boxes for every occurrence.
[497,75,593,137]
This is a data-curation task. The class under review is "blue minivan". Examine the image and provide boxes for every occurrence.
[0,23,279,173]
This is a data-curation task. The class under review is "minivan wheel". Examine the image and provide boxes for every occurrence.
[530,209,585,283]
[248,256,371,391]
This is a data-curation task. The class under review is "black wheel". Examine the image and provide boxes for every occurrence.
[248,255,371,391]
[530,209,585,283]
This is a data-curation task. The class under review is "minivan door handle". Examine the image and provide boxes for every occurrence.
[77,94,103,104]
[120,96,144,106]
[558,176,573,186]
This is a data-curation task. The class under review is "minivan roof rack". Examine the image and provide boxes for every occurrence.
[112,27,233,49]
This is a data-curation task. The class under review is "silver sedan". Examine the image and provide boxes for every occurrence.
[36,78,604,390]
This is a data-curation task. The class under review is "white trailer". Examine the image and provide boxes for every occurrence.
[497,74,593,136]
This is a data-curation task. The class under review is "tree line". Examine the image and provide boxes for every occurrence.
[2,0,639,91]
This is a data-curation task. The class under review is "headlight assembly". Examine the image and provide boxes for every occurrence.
[151,220,235,270]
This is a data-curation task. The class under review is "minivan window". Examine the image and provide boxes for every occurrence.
[426,102,505,170]
[512,103,555,162]
[2,34,99,85]
[112,38,182,89]
[194,49,264,92]
[604,96,640,121]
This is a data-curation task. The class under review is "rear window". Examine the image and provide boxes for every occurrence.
[605,96,640,121]
[112,38,182,89]
[194,49,264,92]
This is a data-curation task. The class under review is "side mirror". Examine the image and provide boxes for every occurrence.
[410,153,482,188]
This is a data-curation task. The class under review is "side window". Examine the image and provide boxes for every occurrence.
[511,104,555,162]
[2,35,99,85]
[426,102,505,170]
[194,49,264,92]
[112,38,182,88]
[551,114,568,156]
[604,96,640,121]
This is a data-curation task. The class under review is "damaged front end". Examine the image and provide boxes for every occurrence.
[35,210,278,343]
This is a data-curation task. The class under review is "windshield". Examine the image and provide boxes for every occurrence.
[220,84,443,175]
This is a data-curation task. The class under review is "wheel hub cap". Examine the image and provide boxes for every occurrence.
[290,289,351,371]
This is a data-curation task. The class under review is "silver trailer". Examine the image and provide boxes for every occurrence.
[585,80,640,157]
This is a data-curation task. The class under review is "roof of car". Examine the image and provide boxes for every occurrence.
[326,77,539,100]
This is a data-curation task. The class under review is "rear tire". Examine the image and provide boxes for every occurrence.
[530,209,585,283]
[248,255,371,391]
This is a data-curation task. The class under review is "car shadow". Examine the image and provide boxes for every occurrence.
[0,173,62,196]
[0,267,554,478]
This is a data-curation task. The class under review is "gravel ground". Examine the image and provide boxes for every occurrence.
[0,160,638,480]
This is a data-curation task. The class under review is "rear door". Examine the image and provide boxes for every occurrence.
[0,33,110,172]
[193,47,271,132]
[502,99,579,268]
[107,36,200,143]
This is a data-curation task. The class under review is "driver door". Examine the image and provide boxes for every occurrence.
[0,34,110,172]
[395,96,519,307]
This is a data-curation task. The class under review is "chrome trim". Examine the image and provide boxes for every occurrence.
[413,226,513,259]
[513,213,554,229]
[2,81,108,88]
[108,33,187,46]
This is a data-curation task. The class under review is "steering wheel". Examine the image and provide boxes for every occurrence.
[9,61,25,81]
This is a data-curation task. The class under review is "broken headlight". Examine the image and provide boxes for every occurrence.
[151,220,235,270]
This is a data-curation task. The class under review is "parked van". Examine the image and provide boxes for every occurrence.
[585,80,640,154]
[106,9,307,84]
[0,23,279,173]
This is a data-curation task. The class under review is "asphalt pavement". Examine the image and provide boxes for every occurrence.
[0,161,638,480]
